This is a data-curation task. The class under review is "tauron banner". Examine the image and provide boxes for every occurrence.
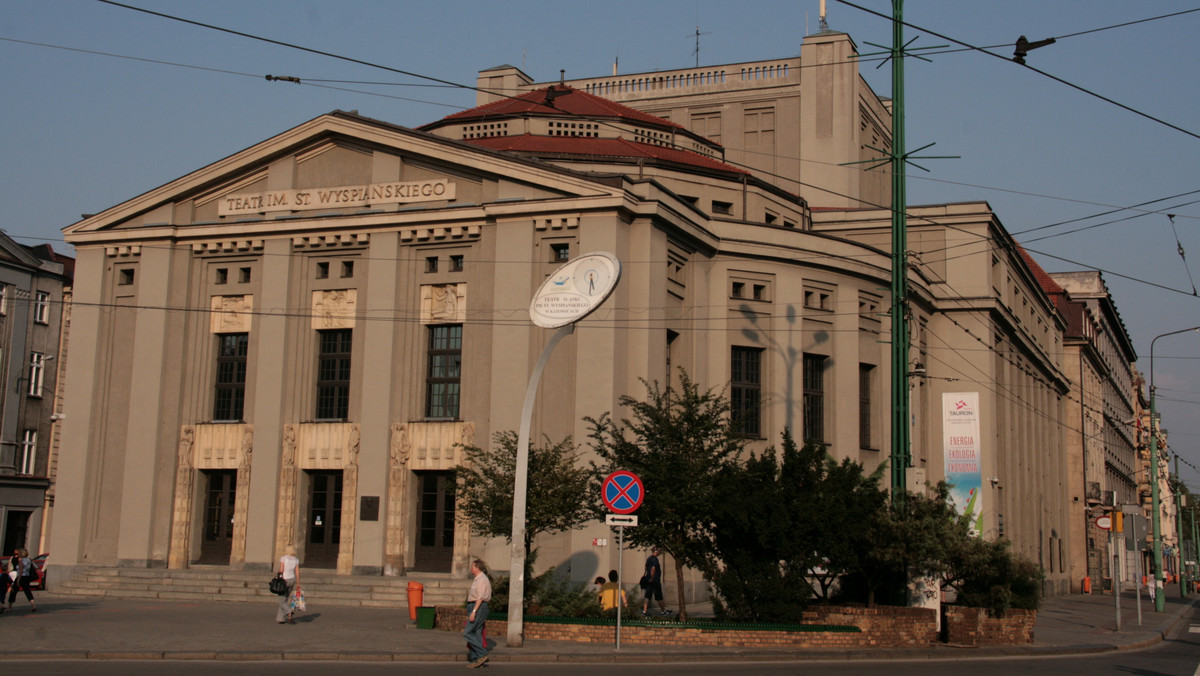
[942,392,983,536]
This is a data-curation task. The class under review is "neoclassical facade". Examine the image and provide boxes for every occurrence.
[51,30,1079,599]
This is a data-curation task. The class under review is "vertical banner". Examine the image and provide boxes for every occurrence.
[943,393,983,536]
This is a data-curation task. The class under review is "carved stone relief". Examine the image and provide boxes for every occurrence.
[209,295,253,333]
[167,426,196,569]
[311,289,357,330]
[420,283,466,324]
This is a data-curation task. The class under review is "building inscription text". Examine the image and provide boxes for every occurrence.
[218,179,456,216]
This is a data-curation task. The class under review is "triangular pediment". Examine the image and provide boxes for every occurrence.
[64,111,624,240]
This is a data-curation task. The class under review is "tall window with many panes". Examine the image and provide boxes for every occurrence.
[859,364,874,449]
[316,329,352,420]
[425,324,462,419]
[802,354,826,444]
[213,333,248,421]
[730,346,762,437]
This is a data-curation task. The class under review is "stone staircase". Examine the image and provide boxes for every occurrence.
[49,566,471,609]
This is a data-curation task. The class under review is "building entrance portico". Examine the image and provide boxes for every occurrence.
[304,470,343,569]
[198,469,236,565]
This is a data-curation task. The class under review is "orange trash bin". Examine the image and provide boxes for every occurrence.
[1081,577,1091,594]
[407,581,424,620]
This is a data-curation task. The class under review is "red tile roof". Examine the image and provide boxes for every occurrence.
[1017,244,1065,295]
[423,85,690,134]
[465,134,747,175]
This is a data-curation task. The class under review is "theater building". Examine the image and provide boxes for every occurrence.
[50,29,1073,597]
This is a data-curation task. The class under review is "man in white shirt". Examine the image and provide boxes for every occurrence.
[464,559,492,668]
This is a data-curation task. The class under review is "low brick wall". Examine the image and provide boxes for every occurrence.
[436,604,938,650]
[944,606,1036,645]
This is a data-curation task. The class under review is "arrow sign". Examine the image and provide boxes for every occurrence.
[602,470,644,514]
[606,514,639,527]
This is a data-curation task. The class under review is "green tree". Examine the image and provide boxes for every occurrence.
[454,431,600,564]
[705,430,887,620]
[585,371,744,621]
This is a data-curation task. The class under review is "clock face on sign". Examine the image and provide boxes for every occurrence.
[529,252,621,328]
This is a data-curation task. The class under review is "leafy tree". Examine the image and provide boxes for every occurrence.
[455,431,600,565]
[585,371,745,621]
[706,430,888,620]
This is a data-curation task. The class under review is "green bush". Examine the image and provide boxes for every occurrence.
[490,566,643,619]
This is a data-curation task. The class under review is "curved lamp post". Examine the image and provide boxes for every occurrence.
[1149,325,1200,612]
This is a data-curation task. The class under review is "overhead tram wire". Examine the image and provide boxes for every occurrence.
[836,0,1200,142]
[64,6,1200,233]
[76,3,1200,301]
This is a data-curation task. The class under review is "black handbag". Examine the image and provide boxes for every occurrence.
[269,574,289,595]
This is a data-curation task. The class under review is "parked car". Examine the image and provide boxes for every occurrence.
[28,553,48,591]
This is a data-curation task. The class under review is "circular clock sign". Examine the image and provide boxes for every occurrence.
[529,252,621,328]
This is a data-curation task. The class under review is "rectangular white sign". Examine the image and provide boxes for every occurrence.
[218,179,456,216]
[605,514,638,527]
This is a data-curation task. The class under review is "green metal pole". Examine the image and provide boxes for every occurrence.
[1176,455,1185,598]
[1192,499,1198,594]
[889,0,911,504]
[1151,382,1165,611]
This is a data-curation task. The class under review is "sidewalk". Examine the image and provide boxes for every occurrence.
[0,590,1192,663]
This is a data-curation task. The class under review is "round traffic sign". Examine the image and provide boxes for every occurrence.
[602,470,644,515]
[1096,515,1112,530]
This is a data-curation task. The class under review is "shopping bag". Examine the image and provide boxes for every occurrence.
[290,587,307,613]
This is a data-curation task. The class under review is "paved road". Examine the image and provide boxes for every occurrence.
[0,590,1193,669]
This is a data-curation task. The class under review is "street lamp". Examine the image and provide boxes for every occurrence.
[1149,325,1200,612]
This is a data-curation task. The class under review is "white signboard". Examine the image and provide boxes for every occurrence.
[218,179,456,216]
[605,514,639,527]
[943,392,983,536]
[529,252,621,328]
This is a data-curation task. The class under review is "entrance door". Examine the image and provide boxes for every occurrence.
[2,510,30,557]
[413,471,455,571]
[198,470,236,564]
[305,470,342,569]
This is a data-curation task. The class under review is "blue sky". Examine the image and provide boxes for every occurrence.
[3,0,1199,487]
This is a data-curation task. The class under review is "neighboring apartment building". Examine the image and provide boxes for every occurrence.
[1048,271,1139,591]
[50,27,1076,598]
[0,232,72,557]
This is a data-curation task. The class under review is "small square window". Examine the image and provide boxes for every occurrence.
[239,267,251,283]
[316,262,330,279]
[731,282,744,298]
[753,284,766,301]
[450,255,464,272]
[118,269,135,285]
[551,243,570,262]
[341,261,354,278]
[215,268,228,285]
[764,211,777,225]
[426,256,439,273]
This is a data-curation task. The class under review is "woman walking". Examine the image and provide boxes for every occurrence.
[276,546,300,624]
[7,548,36,612]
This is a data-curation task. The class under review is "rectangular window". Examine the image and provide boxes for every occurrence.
[550,243,571,262]
[731,282,744,298]
[213,333,249,421]
[238,267,251,283]
[118,269,135,285]
[712,200,733,215]
[425,256,439,273]
[450,255,464,272]
[859,364,874,449]
[28,352,45,397]
[0,283,7,314]
[426,324,462,419]
[316,329,352,420]
[215,268,228,285]
[803,354,826,444]
[341,261,354,278]
[18,430,36,475]
[316,261,330,279]
[730,346,762,437]
[33,291,50,324]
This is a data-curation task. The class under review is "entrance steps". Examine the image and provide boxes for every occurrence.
[50,566,471,609]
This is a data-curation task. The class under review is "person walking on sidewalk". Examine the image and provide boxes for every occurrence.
[7,548,36,612]
[463,559,492,668]
[276,546,300,624]
[641,547,667,616]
